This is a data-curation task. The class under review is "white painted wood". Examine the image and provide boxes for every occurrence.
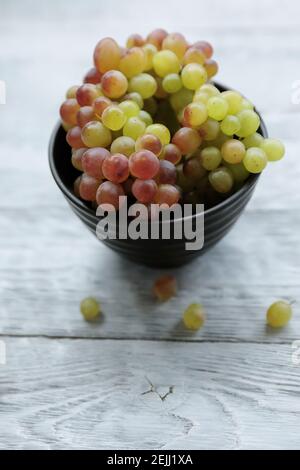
[0,0,299,450]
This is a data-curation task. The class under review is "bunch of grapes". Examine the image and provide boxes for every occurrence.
[60,29,285,211]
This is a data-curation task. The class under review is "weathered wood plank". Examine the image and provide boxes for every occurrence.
[0,338,299,450]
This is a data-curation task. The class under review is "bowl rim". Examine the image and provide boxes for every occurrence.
[49,82,268,223]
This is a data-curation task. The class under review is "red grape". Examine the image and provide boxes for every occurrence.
[82,147,110,179]
[132,179,158,203]
[73,175,82,197]
[155,160,177,185]
[172,127,202,155]
[93,38,121,74]
[60,99,80,126]
[153,275,177,301]
[101,70,128,99]
[205,59,219,79]
[161,144,182,165]
[96,181,125,210]
[93,96,111,118]
[66,126,84,149]
[79,173,101,201]
[76,84,99,106]
[154,184,180,206]
[84,67,102,84]
[102,153,129,183]
[126,34,145,48]
[129,150,160,179]
[183,158,207,181]
[193,40,213,59]
[77,106,96,127]
[135,133,162,156]
[71,148,86,171]
[146,29,168,50]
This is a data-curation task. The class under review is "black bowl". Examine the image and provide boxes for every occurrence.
[49,85,267,268]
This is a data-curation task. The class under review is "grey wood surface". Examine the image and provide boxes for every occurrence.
[0,0,299,450]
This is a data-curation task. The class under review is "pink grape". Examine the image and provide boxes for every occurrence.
[155,160,177,185]
[71,148,86,171]
[73,176,82,197]
[161,144,182,165]
[93,37,121,74]
[135,134,162,156]
[132,179,158,203]
[172,127,202,155]
[102,153,130,183]
[66,126,84,149]
[129,150,160,179]
[60,99,80,126]
[77,106,96,127]
[193,40,213,59]
[84,67,102,84]
[96,181,125,210]
[93,96,111,118]
[76,84,99,106]
[79,174,101,201]
[82,147,110,179]
[146,29,168,49]
[154,184,180,206]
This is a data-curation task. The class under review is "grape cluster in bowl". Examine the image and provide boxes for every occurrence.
[60,29,285,211]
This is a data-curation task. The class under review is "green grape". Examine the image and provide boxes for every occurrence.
[162,74,182,94]
[181,63,207,90]
[267,301,292,328]
[221,90,243,114]
[119,99,140,118]
[221,139,246,164]
[260,138,285,162]
[209,166,234,193]
[207,96,229,121]
[183,102,208,127]
[220,115,241,136]
[193,91,210,105]
[119,47,145,78]
[236,110,260,138]
[224,162,249,183]
[80,297,101,321]
[123,117,146,140]
[101,105,127,131]
[128,73,157,99]
[200,147,222,171]
[123,92,144,109]
[110,136,135,157]
[243,132,264,149]
[198,118,220,141]
[142,43,157,70]
[81,121,112,148]
[138,110,153,126]
[153,50,181,77]
[183,303,205,330]
[243,147,268,173]
[239,98,254,111]
[146,124,171,145]
[169,88,194,112]
[197,83,220,97]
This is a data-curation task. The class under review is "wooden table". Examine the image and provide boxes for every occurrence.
[0,0,299,450]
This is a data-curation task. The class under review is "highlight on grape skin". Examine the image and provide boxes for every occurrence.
[59,29,285,213]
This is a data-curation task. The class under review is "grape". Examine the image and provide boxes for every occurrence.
[142,43,157,70]
[66,126,84,149]
[181,63,207,90]
[82,147,110,179]
[79,173,101,201]
[221,90,243,114]
[209,166,234,193]
[129,150,160,179]
[172,127,202,155]
[101,105,127,131]
[154,77,168,99]
[143,97,158,116]
[183,102,208,127]
[123,117,146,140]
[221,139,246,164]
[205,59,219,79]
[242,132,264,149]
[101,70,128,99]
[128,73,157,99]
[236,110,260,138]
[162,32,188,61]
[93,96,111,118]
[198,118,220,141]
[81,121,112,148]
[240,98,254,111]
[138,110,153,126]
[243,147,267,173]
[123,92,144,109]
[183,47,206,65]
[207,96,229,121]
[73,175,82,197]
[260,138,285,162]
[119,47,145,78]
[84,67,102,84]
[220,115,241,136]
[71,148,86,171]
[66,86,79,99]
[169,88,193,112]
[110,136,135,157]
[119,99,140,118]
[146,28,168,50]
[123,177,134,195]
[183,303,205,330]
[145,124,171,146]
[77,106,96,127]
[152,50,181,77]
[80,297,101,321]
[76,84,99,106]
[60,99,80,126]
[102,153,129,183]
[183,158,207,182]
[193,41,213,58]
[162,74,182,94]
[161,143,182,165]
[154,184,180,206]
[153,275,177,301]
[266,301,292,328]
[224,162,249,183]
[198,84,220,97]
[62,121,72,132]
[132,179,158,203]
[135,133,162,156]
[126,34,145,48]
[200,147,222,171]
[193,91,209,105]
[155,160,177,185]
[93,37,121,73]
[176,164,195,192]
[96,181,125,210]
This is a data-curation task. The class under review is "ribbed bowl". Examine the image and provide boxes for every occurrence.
[49,85,267,267]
